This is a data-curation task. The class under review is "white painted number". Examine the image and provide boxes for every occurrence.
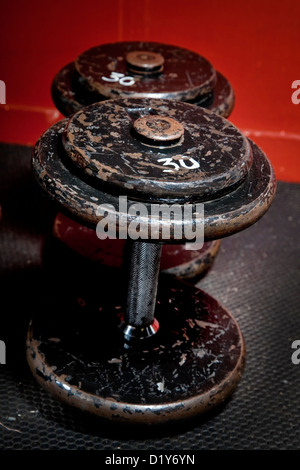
[158,157,200,173]
[179,158,200,170]
[157,157,180,172]
[102,72,135,86]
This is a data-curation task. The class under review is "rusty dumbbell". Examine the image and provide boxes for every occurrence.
[26,98,276,425]
[51,41,236,280]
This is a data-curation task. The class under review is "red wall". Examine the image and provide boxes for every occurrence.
[0,0,300,181]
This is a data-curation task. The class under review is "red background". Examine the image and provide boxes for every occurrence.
[0,0,300,181]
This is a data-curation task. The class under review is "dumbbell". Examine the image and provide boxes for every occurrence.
[51,41,236,279]
[26,98,276,425]
[51,41,234,117]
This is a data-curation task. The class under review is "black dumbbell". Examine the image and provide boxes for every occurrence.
[27,98,276,425]
[51,41,236,280]
[51,41,234,117]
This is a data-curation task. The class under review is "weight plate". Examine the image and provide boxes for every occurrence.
[52,212,221,279]
[75,42,216,101]
[26,276,245,425]
[52,63,234,118]
[32,118,276,241]
[62,98,252,203]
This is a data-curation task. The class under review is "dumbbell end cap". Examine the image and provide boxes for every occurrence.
[122,318,160,343]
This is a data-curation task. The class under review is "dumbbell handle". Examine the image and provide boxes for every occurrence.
[123,241,161,341]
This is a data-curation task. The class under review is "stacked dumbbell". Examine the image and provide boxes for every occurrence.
[50,41,236,280]
[27,97,276,424]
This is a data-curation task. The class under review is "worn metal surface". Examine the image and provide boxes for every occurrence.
[126,50,165,75]
[32,98,275,240]
[51,62,105,116]
[28,97,276,423]
[125,241,161,332]
[75,42,216,101]
[62,99,252,203]
[133,115,184,145]
[51,47,234,118]
[26,278,245,425]
[50,42,235,281]
[160,239,221,279]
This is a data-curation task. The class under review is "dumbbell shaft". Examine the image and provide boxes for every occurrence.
[124,241,161,340]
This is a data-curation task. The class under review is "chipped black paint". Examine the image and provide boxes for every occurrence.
[75,42,216,101]
[28,95,276,426]
[26,277,245,425]
[162,240,221,279]
[49,42,235,281]
[32,99,276,241]
[51,47,234,119]
[61,99,252,203]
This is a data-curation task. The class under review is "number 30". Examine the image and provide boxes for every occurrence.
[158,157,200,173]
[102,72,135,86]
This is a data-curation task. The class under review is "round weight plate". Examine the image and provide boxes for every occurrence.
[52,212,221,279]
[51,62,105,116]
[26,277,245,425]
[160,239,221,278]
[74,42,216,102]
[62,98,252,203]
[52,63,234,119]
[32,118,276,241]
[196,71,235,118]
